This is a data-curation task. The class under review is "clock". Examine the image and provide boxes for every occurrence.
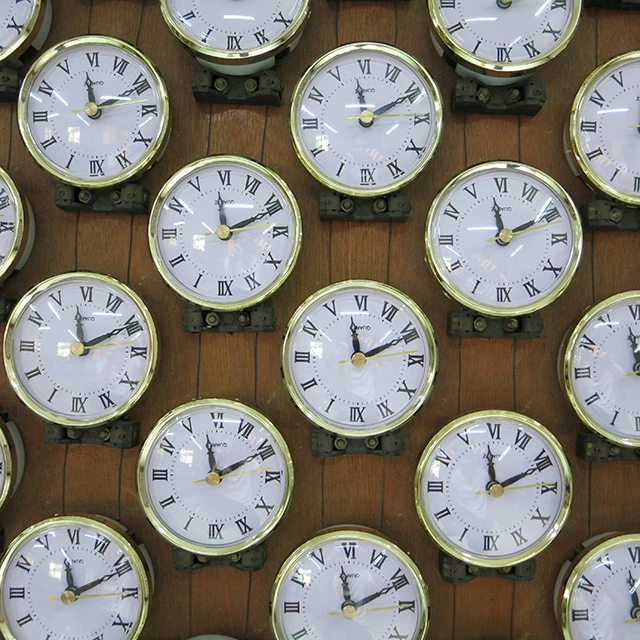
[17,35,170,189]
[428,0,581,83]
[270,527,429,640]
[281,280,438,438]
[290,42,443,198]
[0,414,25,513]
[148,155,302,310]
[0,515,152,640]
[137,398,293,557]
[425,161,583,317]
[561,291,640,447]
[3,271,158,428]
[159,0,311,75]
[0,0,52,65]
[555,532,640,639]
[565,51,640,207]
[0,166,36,283]
[415,410,572,568]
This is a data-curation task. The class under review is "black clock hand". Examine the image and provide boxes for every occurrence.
[500,467,537,488]
[627,328,640,366]
[353,585,394,608]
[82,325,128,349]
[492,198,504,233]
[63,557,76,590]
[75,306,85,344]
[228,210,271,231]
[628,571,640,619]
[350,317,361,355]
[205,434,217,473]
[355,80,367,113]
[339,566,353,603]
[484,445,497,484]
[363,336,404,358]
[218,453,260,476]
[372,93,412,117]
[511,218,539,234]
[84,73,101,120]
[72,570,119,596]
[216,191,227,226]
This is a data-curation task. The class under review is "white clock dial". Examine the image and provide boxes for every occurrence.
[567,51,640,206]
[18,35,170,188]
[281,280,438,437]
[0,516,150,640]
[557,533,640,640]
[149,155,302,310]
[415,411,572,566]
[138,399,293,556]
[291,42,443,197]
[271,529,429,640]
[0,167,34,283]
[429,0,580,75]
[562,291,640,447]
[0,0,48,63]
[426,161,582,316]
[3,272,158,427]
[160,0,310,64]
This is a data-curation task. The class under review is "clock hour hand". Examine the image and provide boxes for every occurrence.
[355,80,368,113]
[63,557,76,590]
[627,328,640,367]
[218,453,260,476]
[340,565,353,603]
[628,571,640,619]
[216,191,227,226]
[500,466,537,488]
[363,336,404,358]
[205,434,217,473]
[74,306,85,344]
[350,317,361,355]
[492,198,504,233]
[353,584,393,608]
[484,445,497,484]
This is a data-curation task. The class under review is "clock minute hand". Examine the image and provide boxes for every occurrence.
[72,570,118,596]
[627,328,640,365]
[500,467,537,488]
[82,326,128,349]
[353,585,394,608]
[372,94,410,117]
[218,453,260,476]
[628,571,640,615]
[228,210,270,231]
[363,336,404,358]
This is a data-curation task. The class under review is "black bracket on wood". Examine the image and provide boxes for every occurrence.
[43,419,140,449]
[448,308,544,338]
[451,77,546,116]
[319,190,411,222]
[172,542,266,573]
[0,68,20,102]
[576,430,640,462]
[182,303,275,333]
[311,426,404,457]
[54,182,150,214]
[585,0,640,7]
[192,68,283,106]
[0,293,16,322]
[439,551,536,583]
[580,199,640,230]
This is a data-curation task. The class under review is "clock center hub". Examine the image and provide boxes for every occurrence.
[61,590,77,606]
[351,352,367,368]
[70,341,86,357]
[488,483,505,498]
[206,471,222,486]
[84,101,100,118]
[496,0,513,8]
[216,224,232,241]
[342,603,357,619]
[497,228,514,245]
[359,109,375,128]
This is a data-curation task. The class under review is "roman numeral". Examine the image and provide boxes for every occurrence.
[391,567,409,590]
[152,469,168,481]
[483,534,499,551]
[408,354,424,367]
[38,79,54,96]
[295,351,311,363]
[542,23,562,41]
[523,279,541,298]
[511,528,528,546]
[94,534,111,555]
[496,47,512,62]
[574,366,591,379]
[255,497,274,514]
[302,319,318,337]
[99,392,116,408]
[142,104,158,117]
[579,334,596,351]
[86,51,100,68]
[284,601,300,613]
[586,147,604,161]
[496,286,512,302]
[360,168,376,185]
[436,448,451,466]
[254,29,269,45]
[245,174,262,195]
[244,272,261,290]
[218,280,233,296]
[258,439,275,460]
[523,40,541,57]
[113,556,133,576]
[16,554,31,572]
[116,151,132,168]
[342,542,356,559]
[386,159,405,179]
[514,428,532,450]
[308,86,324,104]
[585,392,600,406]
[385,64,402,83]
[133,131,152,147]
[237,418,254,439]
[273,225,289,238]
[25,367,42,380]
[381,300,399,321]
[169,254,186,268]
[113,56,129,75]
[580,120,597,133]
[577,575,594,593]
[357,58,371,75]
[9,587,25,599]
[71,397,88,413]
[327,65,341,81]
[41,136,57,149]
[427,481,444,492]
[209,523,224,539]
[444,202,460,219]
[377,400,394,418]
[301,378,318,391]
[89,159,105,176]
[235,516,253,535]
[571,609,589,621]
[530,507,551,526]
[349,406,365,422]
[522,182,539,203]
[397,380,416,397]
[434,506,451,519]
[405,139,425,157]
[217,170,231,186]
[227,35,242,49]
[488,423,501,439]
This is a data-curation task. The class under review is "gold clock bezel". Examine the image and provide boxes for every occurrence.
[425,160,583,318]
[290,41,444,198]
[0,166,29,283]
[159,0,311,66]
[17,35,171,189]
[281,279,438,438]
[567,51,640,207]
[3,271,159,428]
[562,291,640,447]
[428,0,582,78]
[415,409,573,569]
[0,514,152,640]
[137,398,294,557]
[0,0,46,64]
[270,527,430,640]
[0,417,15,513]
[148,154,303,311]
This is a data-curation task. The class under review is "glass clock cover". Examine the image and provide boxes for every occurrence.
[425,161,582,317]
[149,155,302,310]
[291,42,443,197]
[138,398,293,556]
[18,35,170,188]
[415,410,572,567]
[281,280,438,437]
[3,272,158,427]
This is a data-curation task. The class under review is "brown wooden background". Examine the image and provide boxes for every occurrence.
[1,1,640,639]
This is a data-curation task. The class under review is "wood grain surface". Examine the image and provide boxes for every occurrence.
[1,1,640,639]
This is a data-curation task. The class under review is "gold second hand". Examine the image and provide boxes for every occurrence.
[346,112,429,120]
[327,604,401,616]
[192,466,273,484]
[337,349,418,365]
[475,481,557,495]
[84,339,138,351]
[71,98,148,115]
[484,220,561,243]
[47,591,124,601]
[201,222,274,237]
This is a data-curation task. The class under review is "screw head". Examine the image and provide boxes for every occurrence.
[610,208,623,223]
[214,77,229,93]
[477,87,490,103]
[373,198,388,214]
[503,317,519,333]
[205,311,220,327]
[334,437,348,451]
[473,317,488,332]
[244,78,258,94]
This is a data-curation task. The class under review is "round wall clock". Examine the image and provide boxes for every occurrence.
[0,166,36,283]
[271,527,429,640]
[555,532,640,639]
[0,0,52,65]
[428,0,581,83]
[137,398,293,557]
[149,155,302,311]
[3,271,158,428]
[565,51,640,207]
[159,0,311,75]
[425,161,582,317]
[0,515,152,640]
[561,291,640,447]
[415,410,572,568]
[281,280,438,438]
[17,35,170,189]
[0,415,25,513]
[290,42,443,197]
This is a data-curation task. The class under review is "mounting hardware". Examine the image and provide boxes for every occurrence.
[439,551,536,584]
[43,419,140,449]
[0,293,16,322]
[584,0,640,8]
[576,431,640,463]
[172,543,266,573]
[0,68,20,102]
[580,199,640,230]
[311,427,404,457]
[182,304,275,333]
[448,308,544,338]
[54,182,150,214]
[319,190,411,222]
[192,68,283,106]
[452,77,546,116]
